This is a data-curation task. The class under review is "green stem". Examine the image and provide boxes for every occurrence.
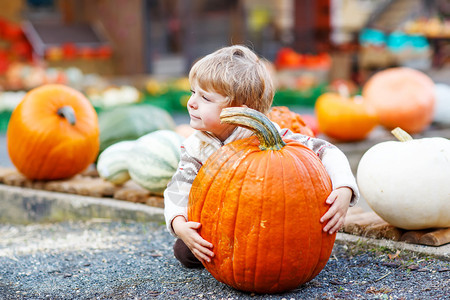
[220,107,286,150]
[391,127,413,142]
[57,106,76,126]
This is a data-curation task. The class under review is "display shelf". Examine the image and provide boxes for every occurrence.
[23,20,109,57]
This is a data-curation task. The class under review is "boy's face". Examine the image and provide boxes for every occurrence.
[187,84,236,142]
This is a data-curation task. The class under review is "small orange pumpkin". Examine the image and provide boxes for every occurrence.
[362,67,435,134]
[7,84,99,180]
[315,92,378,142]
[274,47,303,69]
[189,107,334,294]
[327,79,359,96]
[267,106,315,137]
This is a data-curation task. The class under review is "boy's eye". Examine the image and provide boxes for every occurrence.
[190,89,195,94]
[202,95,210,102]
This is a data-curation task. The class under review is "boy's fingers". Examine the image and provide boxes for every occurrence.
[202,248,215,258]
[202,240,213,249]
[192,250,209,263]
[326,193,337,204]
[193,246,214,262]
[195,238,213,249]
[187,221,201,229]
[323,213,341,232]
[192,233,213,249]
[330,221,343,234]
[320,205,337,223]
[327,217,345,234]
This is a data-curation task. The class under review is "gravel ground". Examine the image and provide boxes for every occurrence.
[1,220,449,299]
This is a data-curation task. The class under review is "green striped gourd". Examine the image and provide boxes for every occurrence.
[98,104,176,152]
[97,140,135,184]
[128,130,184,194]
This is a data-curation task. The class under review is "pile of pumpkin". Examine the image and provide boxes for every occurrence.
[315,67,449,142]
[6,84,187,195]
[5,65,449,294]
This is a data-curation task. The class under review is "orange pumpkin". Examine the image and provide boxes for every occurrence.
[267,106,315,137]
[188,107,334,294]
[362,67,435,134]
[7,84,99,180]
[274,47,303,69]
[315,92,378,142]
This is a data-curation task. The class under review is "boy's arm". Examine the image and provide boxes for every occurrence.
[164,177,191,237]
[319,146,360,206]
[164,145,203,237]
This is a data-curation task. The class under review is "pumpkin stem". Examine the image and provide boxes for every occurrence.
[337,84,350,99]
[57,106,76,125]
[220,107,286,150]
[391,127,413,142]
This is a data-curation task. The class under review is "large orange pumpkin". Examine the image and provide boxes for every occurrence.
[7,84,99,180]
[267,106,315,137]
[362,67,435,134]
[188,107,334,294]
[315,92,378,142]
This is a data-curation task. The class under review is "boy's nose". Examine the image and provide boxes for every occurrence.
[187,96,197,109]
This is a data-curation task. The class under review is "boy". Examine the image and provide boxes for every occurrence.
[164,45,359,268]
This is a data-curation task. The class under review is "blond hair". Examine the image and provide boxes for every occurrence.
[189,45,274,114]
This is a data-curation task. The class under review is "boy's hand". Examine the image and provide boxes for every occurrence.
[172,216,214,264]
[320,187,352,234]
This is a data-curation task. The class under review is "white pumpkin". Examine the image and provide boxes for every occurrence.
[127,130,184,195]
[357,128,450,230]
[97,140,135,184]
[434,83,450,126]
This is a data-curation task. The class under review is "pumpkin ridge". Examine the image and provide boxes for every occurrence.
[206,148,251,283]
[234,151,263,290]
[272,151,289,292]
[289,150,311,288]
[12,115,55,177]
[189,147,228,221]
[283,148,313,286]
[300,155,320,284]
[300,149,334,282]
[47,144,76,179]
[225,147,258,288]
[304,167,321,284]
[246,152,267,291]
[47,141,86,179]
[131,147,176,171]
[283,146,328,284]
[195,147,239,284]
[155,134,182,162]
[303,150,332,282]
[12,128,36,174]
[191,144,256,282]
[30,128,57,179]
[48,151,67,179]
[265,150,285,291]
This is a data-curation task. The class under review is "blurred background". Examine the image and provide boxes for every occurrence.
[0,0,449,165]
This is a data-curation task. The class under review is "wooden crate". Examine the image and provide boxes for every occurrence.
[0,167,164,208]
[344,207,450,247]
